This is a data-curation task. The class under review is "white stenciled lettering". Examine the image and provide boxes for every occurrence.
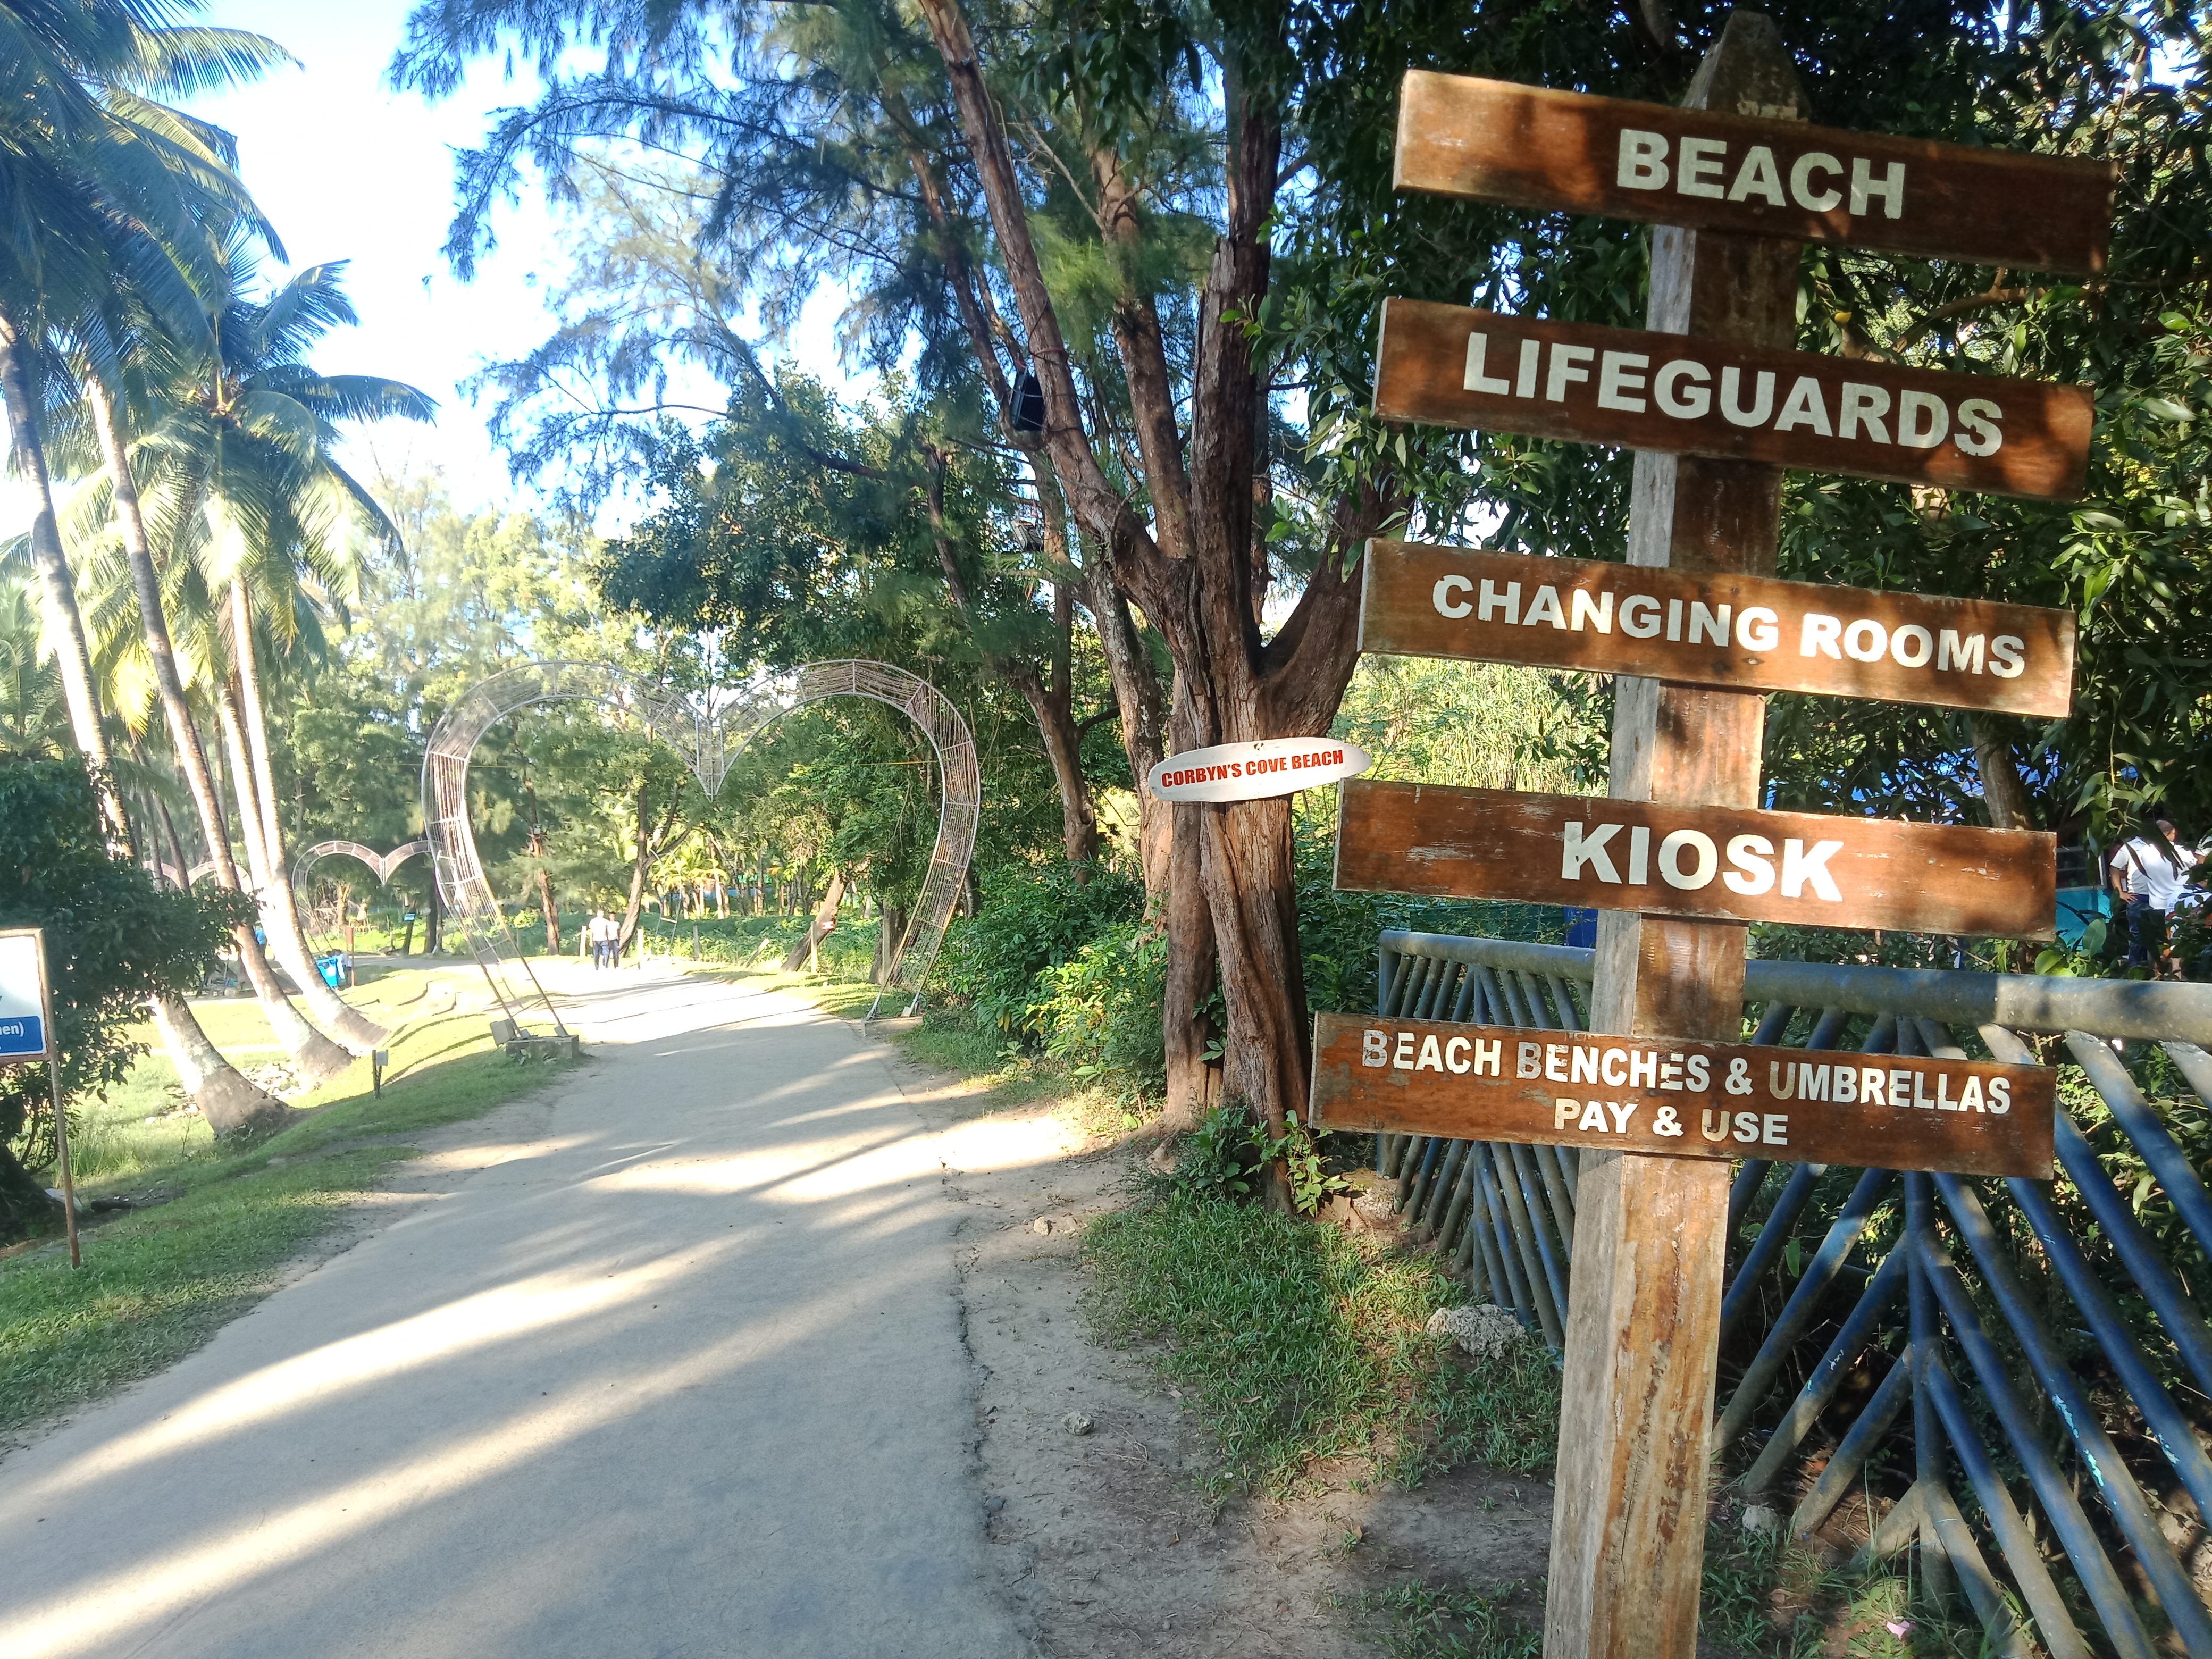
[1665,598,1684,641]
[1627,825,1652,886]
[1464,330,1513,396]
[1629,1049,1658,1088]
[1555,1097,1580,1130]
[1720,366,1775,427]
[1989,636,2026,679]
[1736,607,1780,651]
[1445,1036,1471,1074]
[1621,594,1662,638]
[1571,1045,1599,1085]
[1561,820,1623,883]
[1898,389,1949,448]
[1478,579,1520,624]
[1802,613,1843,660]
[1434,575,1474,618]
[1769,1061,1796,1099]
[1471,1038,1502,1076]
[1600,1048,1628,1087]
[1523,585,1567,630]
[1547,343,1595,401]
[1774,376,1833,435]
[1515,338,1541,398]
[1724,834,1777,895]
[1659,829,1719,890]
[1686,1053,1710,1092]
[1545,1044,1570,1082]
[1655,359,1710,419]
[1732,1110,1762,1143]
[1362,1029,1389,1067]
[1844,618,1888,663]
[1955,398,2004,456]
[1677,134,1727,198]
[1850,157,1906,218]
[1890,625,1934,668]
[1689,601,1731,647]
[1618,129,1669,189]
[1701,1109,1732,1142]
[1571,589,1614,634]
[1518,1041,1542,1078]
[1938,631,1985,674]
[1989,1077,2011,1115]
[1578,1100,1608,1132]
[1839,383,1892,444]
[1608,1100,1639,1133]
[1597,350,1650,412]
[1728,145,1786,205]
[1790,151,1844,211]
[1394,1031,1415,1069]
[1417,1035,1445,1072]
[1782,839,1845,902]
[1762,1112,1790,1146]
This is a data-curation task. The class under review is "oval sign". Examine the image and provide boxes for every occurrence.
[1146,738,1374,803]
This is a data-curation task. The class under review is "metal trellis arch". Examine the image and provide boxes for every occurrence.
[419,659,979,1034]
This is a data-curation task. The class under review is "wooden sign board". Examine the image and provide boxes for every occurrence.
[1395,71,2116,275]
[1360,539,2075,718]
[1373,299,2093,500]
[1309,1011,2054,1179]
[1335,780,2056,939]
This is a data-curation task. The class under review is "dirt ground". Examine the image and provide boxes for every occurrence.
[863,1029,1557,1658]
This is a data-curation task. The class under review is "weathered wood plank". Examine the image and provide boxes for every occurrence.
[1373,299,2094,500]
[1395,69,2115,274]
[1334,779,2056,939]
[1359,539,2075,718]
[1309,1011,2055,1178]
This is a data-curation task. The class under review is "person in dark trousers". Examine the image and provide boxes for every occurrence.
[2110,816,2198,976]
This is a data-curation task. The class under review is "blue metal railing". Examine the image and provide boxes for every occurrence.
[1370,930,2212,1659]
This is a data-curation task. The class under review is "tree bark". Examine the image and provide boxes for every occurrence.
[149,993,289,1136]
[0,310,129,844]
[618,781,682,952]
[1970,715,2037,831]
[211,684,354,1086]
[914,0,1380,1155]
[784,869,849,971]
[226,583,389,1052]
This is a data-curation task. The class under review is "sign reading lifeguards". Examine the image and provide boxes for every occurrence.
[1147,738,1373,803]
[1393,71,2116,274]
[1361,540,2076,717]
[1308,1012,2055,1179]
[1375,300,2094,498]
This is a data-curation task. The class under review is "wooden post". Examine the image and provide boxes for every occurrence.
[1544,16,1805,1659]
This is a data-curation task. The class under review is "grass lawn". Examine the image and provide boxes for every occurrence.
[0,965,576,1440]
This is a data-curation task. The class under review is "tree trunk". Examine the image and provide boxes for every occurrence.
[149,993,288,1136]
[784,870,849,971]
[0,311,129,843]
[537,865,562,953]
[1160,682,1219,1132]
[211,684,354,1086]
[226,583,389,1052]
[1970,715,2037,831]
[617,782,682,952]
[1083,563,1170,900]
[873,901,910,984]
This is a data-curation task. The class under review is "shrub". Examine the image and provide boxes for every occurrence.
[1027,919,1167,1095]
[932,860,1144,1037]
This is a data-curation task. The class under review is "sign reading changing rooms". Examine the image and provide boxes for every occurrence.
[0,932,50,1063]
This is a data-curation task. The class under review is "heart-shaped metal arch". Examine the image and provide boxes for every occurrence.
[294,840,428,890]
[420,659,980,1034]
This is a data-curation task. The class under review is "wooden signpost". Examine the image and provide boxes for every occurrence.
[1309,1012,2055,1179]
[1335,780,2056,936]
[1374,300,2094,498]
[1317,15,2104,1659]
[1393,70,2117,273]
[1360,539,2075,717]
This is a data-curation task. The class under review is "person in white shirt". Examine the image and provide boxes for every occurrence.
[2109,817,2198,975]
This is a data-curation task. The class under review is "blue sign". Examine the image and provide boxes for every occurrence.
[0,1013,44,1059]
[0,931,48,1062]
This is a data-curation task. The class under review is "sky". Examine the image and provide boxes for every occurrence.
[4,0,854,534]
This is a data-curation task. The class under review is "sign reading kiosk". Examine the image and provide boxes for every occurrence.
[0,929,52,1063]
[1335,779,2056,939]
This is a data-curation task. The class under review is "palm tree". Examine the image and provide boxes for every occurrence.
[131,257,435,1053]
[0,1,302,1127]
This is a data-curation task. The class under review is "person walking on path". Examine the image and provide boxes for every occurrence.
[588,908,619,970]
[2110,817,2198,975]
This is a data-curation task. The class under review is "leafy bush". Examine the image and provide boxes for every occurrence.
[1027,918,1167,1095]
[1170,1099,1355,1213]
[932,859,1144,1037]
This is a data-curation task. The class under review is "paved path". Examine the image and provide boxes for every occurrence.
[0,969,1025,1658]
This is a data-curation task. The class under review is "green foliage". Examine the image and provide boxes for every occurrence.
[934,860,1145,1036]
[0,758,250,1237]
[1353,1582,1543,1659]
[1027,917,1167,1096]
[1083,1189,1561,1501]
[1168,1100,1354,1214]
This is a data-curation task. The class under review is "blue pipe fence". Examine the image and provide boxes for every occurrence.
[1367,929,2212,1659]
